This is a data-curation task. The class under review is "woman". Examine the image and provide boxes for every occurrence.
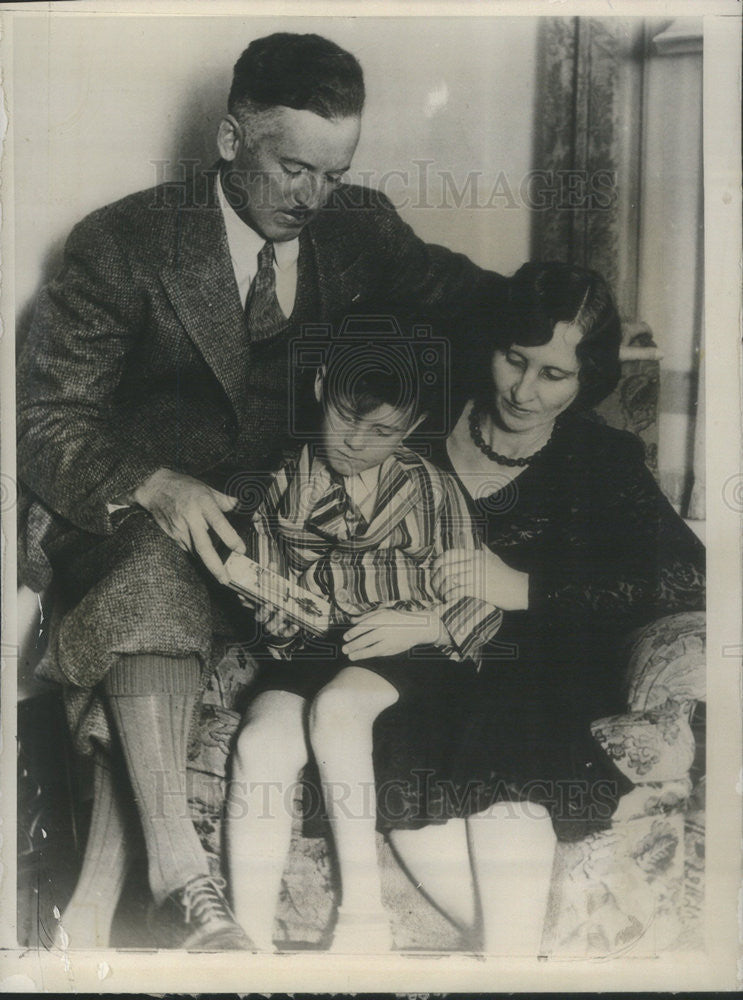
[382,261,705,955]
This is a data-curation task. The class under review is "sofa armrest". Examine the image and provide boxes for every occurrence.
[591,611,704,788]
[623,611,705,713]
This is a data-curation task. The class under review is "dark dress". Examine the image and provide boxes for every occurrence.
[372,410,705,839]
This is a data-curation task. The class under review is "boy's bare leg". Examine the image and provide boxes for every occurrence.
[226,690,307,951]
[309,666,398,950]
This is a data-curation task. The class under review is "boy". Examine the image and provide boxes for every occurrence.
[225,334,503,952]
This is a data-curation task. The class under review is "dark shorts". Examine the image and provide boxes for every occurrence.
[248,627,476,833]
[250,626,452,703]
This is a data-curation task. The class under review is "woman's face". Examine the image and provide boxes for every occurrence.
[491,321,582,433]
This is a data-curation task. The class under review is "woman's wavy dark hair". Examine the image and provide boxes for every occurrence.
[471,261,622,412]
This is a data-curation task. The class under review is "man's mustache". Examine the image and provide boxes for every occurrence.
[281,207,313,220]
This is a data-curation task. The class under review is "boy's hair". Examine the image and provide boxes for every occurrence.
[316,307,451,431]
[321,341,424,430]
[229,33,365,120]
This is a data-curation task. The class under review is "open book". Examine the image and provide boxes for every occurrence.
[223,551,332,636]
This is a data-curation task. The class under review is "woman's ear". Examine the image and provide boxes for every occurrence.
[216,115,241,162]
[313,367,326,404]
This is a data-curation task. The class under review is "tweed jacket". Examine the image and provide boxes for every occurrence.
[17,168,505,591]
[249,444,504,663]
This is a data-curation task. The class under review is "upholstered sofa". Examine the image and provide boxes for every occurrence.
[17,349,706,954]
[182,348,706,955]
[184,607,705,955]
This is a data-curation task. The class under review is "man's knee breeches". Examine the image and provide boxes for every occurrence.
[51,512,219,688]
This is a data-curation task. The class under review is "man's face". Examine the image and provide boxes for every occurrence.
[218,106,361,241]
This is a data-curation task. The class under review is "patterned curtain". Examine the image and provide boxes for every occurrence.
[637,19,704,520]
[531,17,705,519]
[531,17,646,316]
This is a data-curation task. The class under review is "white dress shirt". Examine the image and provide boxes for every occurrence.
[343,466,381,522]
[216,174,299,318]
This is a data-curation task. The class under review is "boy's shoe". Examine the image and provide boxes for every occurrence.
[153,874,255,950]
[329,906,393,953]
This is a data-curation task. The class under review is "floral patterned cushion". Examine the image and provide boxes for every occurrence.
[591,705,695,783]
[624,611,705,711]
[543,811,695,956]
[610,777,692,823]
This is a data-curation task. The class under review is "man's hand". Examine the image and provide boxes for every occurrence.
[132,468,245,584]
[342,608,444,661]
[431,548,529,611]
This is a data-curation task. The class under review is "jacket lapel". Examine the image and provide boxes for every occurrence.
[307,199,367,318]
[360,453,421,547]
[159,169,251,424]
[159,178,371,423]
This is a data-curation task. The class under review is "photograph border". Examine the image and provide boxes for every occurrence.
[1,0,740,993]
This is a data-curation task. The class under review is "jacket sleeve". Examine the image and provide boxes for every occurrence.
[526,433,706,633]
[17,214,161,536]
[248,459,309,660]
[429,470,504,662]
[249,463,291,578]
[348,187,508,317]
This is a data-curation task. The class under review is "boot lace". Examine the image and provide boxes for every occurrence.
[180,875,230,927]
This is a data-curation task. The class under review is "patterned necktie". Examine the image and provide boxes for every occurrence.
[305,469,365,540]
[244,241,287,341]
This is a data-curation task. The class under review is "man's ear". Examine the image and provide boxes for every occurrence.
[217,115,241,162]
[313,367,326,404]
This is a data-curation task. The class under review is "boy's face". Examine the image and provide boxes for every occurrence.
[315,372,424,476]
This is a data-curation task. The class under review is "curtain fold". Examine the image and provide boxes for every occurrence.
[531,16,704,519]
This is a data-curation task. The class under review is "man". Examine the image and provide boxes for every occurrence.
[17,32,504,950]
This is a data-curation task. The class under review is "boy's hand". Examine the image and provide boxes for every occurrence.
[432,548,529,611]
[255,603,300,639]
[236,595,299,638]
[342,608,443,660]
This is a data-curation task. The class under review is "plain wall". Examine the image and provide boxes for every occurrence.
[12,14,538,331]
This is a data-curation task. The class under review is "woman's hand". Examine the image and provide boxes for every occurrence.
[342,608,443,660]
[432,548,529,611]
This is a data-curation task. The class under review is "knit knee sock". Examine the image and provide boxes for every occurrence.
[55,750,135,949]
[103,654,209,905]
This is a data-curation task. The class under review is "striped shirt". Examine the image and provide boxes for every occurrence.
[249,445,503,663]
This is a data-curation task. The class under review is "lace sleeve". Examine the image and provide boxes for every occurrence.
[527,433,705,633]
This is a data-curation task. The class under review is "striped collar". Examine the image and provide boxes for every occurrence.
[275,446,422,549]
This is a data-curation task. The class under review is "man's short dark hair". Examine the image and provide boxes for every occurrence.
[229,33,365,120]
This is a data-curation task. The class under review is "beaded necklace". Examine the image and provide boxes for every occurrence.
[468,407,553,468]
